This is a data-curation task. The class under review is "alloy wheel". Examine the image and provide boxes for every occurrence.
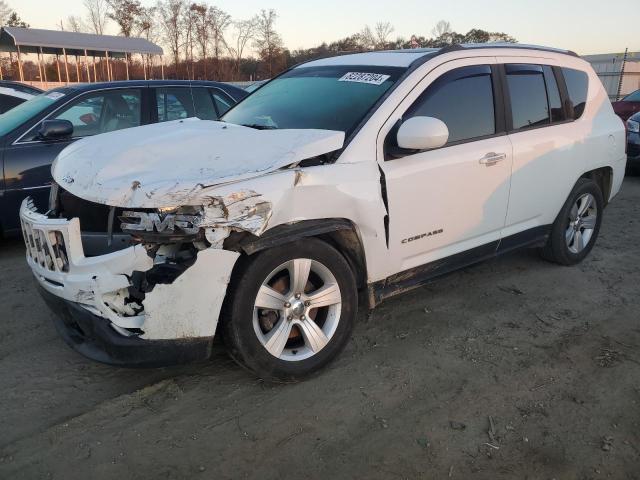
[252,258,342,361]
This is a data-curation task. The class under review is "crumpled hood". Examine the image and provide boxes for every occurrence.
[52,119,345,208]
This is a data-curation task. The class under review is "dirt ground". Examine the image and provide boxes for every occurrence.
[1,178,639,480]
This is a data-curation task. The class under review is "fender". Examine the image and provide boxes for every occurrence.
[239,218,356,255]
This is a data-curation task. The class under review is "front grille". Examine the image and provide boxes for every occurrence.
[21,209,70,272]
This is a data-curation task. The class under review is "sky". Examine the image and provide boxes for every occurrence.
[12,0,640,56]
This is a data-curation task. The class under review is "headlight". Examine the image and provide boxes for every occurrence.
[628,119,640,133]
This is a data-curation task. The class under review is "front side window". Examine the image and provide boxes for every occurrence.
[53,89,142,138]
[222,65,405,135]
[562,67,589,119]
[506,64,550,130]
[404,65,496,144]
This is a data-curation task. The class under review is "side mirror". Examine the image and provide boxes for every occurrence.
[38,119,73,141]
[396,116,449,151]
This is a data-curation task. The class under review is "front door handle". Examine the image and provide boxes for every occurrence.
[479,152,506,166]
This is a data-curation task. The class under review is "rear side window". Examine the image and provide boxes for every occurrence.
[562,68,589,119]
[506,64,550,130]
[543,66,565,123]
[211,89,234,116]
[405,65,495,144]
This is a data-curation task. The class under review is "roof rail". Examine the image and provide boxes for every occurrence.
[439,43,579,57]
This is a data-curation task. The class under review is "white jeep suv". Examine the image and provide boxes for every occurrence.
[20,44,626,379]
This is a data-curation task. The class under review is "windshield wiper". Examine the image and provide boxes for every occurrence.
[239,123,278,130]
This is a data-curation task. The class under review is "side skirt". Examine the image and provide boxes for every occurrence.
[368,225,550,308]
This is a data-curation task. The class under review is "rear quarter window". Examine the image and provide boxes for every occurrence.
[562,68,589,119]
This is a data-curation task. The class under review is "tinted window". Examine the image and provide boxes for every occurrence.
[405,65,495,143]
[156,87,192,122]
[506,64,550,130]
[0,94,25,114]
[212,89,233,116]
[562,67,588,119]
[544,66,565,123]
[191,88,218,120]
[52,89,141,138]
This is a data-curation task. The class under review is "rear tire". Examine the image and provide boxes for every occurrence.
[540,177,603,266]
[221,238,357,381]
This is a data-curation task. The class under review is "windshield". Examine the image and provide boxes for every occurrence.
[0,91,66,137]
[222,65,406,135]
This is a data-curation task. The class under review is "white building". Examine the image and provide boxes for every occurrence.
[583,51,640,100]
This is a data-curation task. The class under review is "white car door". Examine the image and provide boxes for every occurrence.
[378,58,513,274]
[496,59,589,238]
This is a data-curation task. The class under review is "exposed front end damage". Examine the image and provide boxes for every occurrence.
[19,122,383,367]
[20,197,244,366]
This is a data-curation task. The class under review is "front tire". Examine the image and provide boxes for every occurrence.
[540,177,603,266]
[221,238,357,381]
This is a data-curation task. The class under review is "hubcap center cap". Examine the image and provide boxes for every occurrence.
[291,300,305,317]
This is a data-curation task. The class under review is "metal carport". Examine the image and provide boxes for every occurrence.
[0,26,164,84]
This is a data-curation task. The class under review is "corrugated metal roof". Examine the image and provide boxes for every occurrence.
[1,27,163,55]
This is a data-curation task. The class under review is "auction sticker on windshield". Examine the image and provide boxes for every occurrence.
[339,72,391,85]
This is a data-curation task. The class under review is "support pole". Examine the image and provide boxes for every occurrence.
[56,54,62,82]
[40,47,48,83]
[84,49,90,82]
[143,53,147,80]
[125,53,129,80]
[63,48,70,85]
[93,55,97,82]
[16,45,24,82]
[0,59,3,80]
[161,55,165,80]
[106,51,111,81]
[37,50,43,83]
[75,55,80,83]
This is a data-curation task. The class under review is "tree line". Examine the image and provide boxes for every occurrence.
[0,1,517,82]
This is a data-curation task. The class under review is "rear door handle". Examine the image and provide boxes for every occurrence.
[479,152,506,166]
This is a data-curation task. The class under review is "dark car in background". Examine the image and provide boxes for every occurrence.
[0,80,247,236]
[612,89,640,121]
[626,111,640,175]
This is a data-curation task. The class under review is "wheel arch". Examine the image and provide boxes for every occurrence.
[226,218,368,290]
[581,166,613,206]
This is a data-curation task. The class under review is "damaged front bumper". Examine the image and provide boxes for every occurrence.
[20,198,239,367]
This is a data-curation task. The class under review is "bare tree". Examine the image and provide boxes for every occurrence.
[253,9,282,77]
[0,1,11,25]
[65,15,87,32]
[357,25,375,50]
[227,18,255,80]
[182,3,196,79]
[431,20,451,38]
[190,3,209,78]
[374,21,394,47]
[135,6,158,42]
[107,0,142,37]
[157,0,184,76]
[208,5,230,79]
[83,0,108,34]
